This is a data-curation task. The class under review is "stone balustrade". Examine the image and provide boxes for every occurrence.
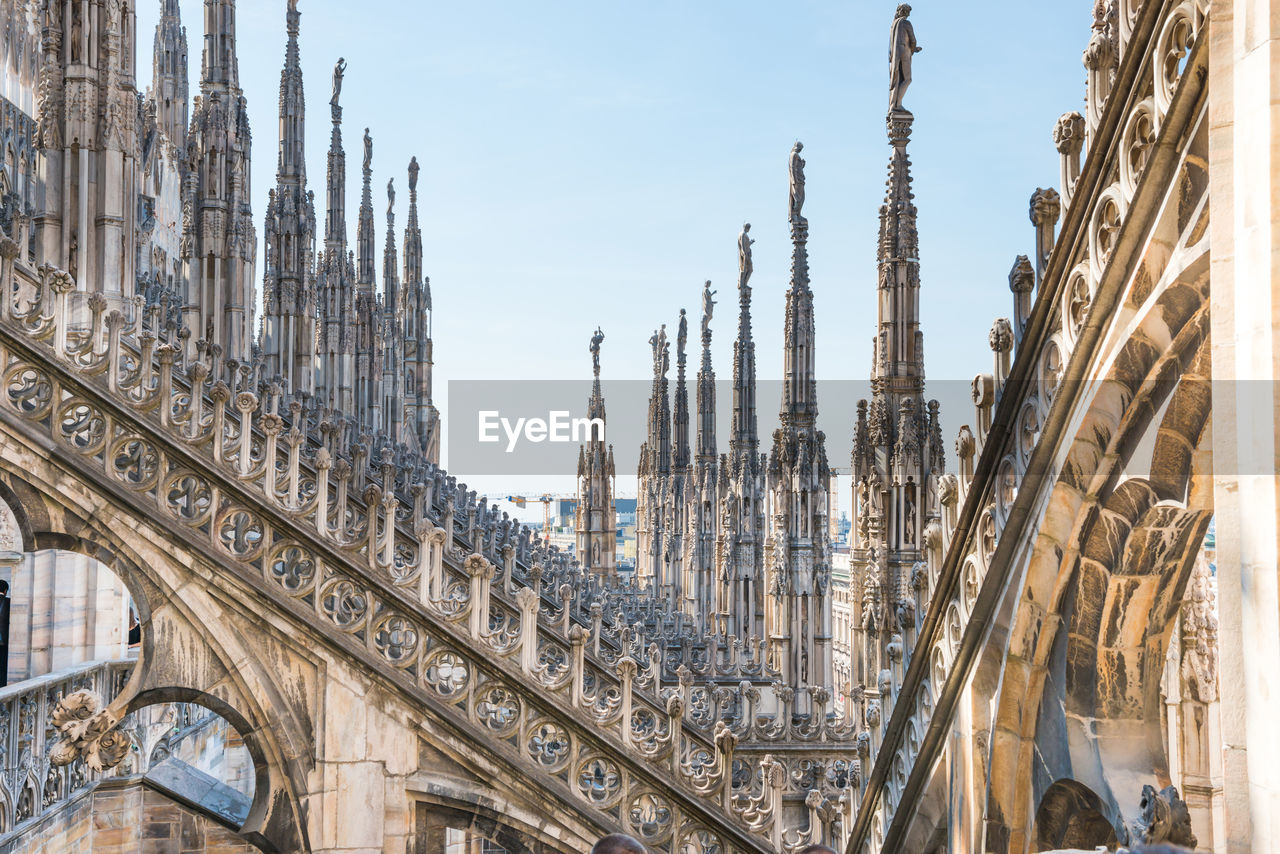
[0,659,133,845]
[0,243,861,851]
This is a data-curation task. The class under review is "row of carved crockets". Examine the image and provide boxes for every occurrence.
[0,256,870,851]
[853,2,1209,850]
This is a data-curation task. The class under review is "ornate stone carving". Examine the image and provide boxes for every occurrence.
[1130,784,1197,849]
[988,318,1012,354]
[48,690,130,772]
[1180,552,1218,703]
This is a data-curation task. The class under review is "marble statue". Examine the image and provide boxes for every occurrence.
[589,326,604,375]
[738,223,754,286]
[70,5,82,62]
[788,142,806,224]
[701,281,716,339]
[889,5,922,113]
[408,156,419,193]
[331,58,347,107]
[363,129,373,172]
[386,178,395,216]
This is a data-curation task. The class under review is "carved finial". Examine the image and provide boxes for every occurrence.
[1053,112,1086,156]
[1030,187,1062,228]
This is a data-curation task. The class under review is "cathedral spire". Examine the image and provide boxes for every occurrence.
[260,0,315,396]
[636,323,671,589]
[383,179,399,312]
[731,224,758,461]
[185,0,255,360]
[275,0,306,187]
[721,222,766,642]
[876,4,924,390]
[317,57,356,414]
[382,178,404,437]
[847,5,943,726]
[588,327,606,422]
[696,281,717,463]
[688,281,719,632]
[577,327,616,578]
[767,140,831,712]
[780,141,818,428]
[672,309,690,470]
[872,113,923,388]
[152,0,189,149]
[403,158,422,289]
[403,157,437,460]
[324,59,348,252]
[200,0,240,91]
[357,130,376,294]
[353,129,381,430]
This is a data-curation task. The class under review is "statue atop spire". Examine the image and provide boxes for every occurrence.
[650,324,670,378]
[331,57,347,108]
[738,223,754,291]
[408,156,420,193]
[590,326,604,377]
[700,281,716,347]
[889,4,922,113]
[788,142,807,226]
[363,128,373,174]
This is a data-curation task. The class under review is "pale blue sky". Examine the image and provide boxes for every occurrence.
[136,1,1092,510]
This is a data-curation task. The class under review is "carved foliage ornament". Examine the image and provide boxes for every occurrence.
[48,690,130,772]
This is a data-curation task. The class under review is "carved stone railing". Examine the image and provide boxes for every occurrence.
[0,248,858,851]
[846,0,1210,850]
[0,659,134,845]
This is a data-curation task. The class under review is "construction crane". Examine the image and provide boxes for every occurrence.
[502,494,558,540]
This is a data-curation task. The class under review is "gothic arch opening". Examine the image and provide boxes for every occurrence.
[413,802,561,854]
[127,687,273,839]
[0,483,141,689]
[127,697,257,828]
[1032,780,1119,852]
[0,546,136,685]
